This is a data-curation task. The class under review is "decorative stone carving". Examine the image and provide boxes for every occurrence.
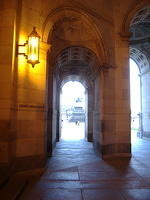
[130,47,150,74]
[130,6,150,26]
[53,17,95,42]
[130,6,150,41]
[56,46,97,69]
[100,63,117,71]
[119,32,132,41]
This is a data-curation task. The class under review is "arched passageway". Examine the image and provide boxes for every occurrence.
[44,6,131,159]
[46,46,101,156]
[129,5,150,159]
[129,6,150,141]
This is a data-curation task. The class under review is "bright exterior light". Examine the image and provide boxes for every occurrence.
[27,27,40,67]
[17,27,40,68]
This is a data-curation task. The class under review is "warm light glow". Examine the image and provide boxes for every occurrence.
[17,27,40,67]
[17,30,45,90]
[30,37,38,47]
[28,33,40,66]
[28,37,39,61]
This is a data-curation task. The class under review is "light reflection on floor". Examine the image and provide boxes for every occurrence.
[131,130,139,143]
[60,121,85,141]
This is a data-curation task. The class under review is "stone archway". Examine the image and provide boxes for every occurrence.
[128,4,150,140]
[46,46,102,155]
[121,0,150,35]
[42,6,108,64]
[130,47,150,74]
[44,6,129,158]
[43,7,108,156]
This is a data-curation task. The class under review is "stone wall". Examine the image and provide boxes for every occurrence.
[1,0,148,171]
[0,0,17,167]
[141,71,150,138]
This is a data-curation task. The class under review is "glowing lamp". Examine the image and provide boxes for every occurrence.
[27,27,40,67]
[17,27,40,67]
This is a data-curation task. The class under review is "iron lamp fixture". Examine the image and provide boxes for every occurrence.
[17,27,40,68]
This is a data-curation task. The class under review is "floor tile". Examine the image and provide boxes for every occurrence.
[81,179,149,189]
[83,189,124,200]
[16,137,150,199]
[42,172,79,180]
[37,180,82,189]
[121,189,150,200]
[41,189,82,200]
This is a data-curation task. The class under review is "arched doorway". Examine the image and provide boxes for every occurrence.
[129,6,150,141]
[43,8,129,159]
[128,4,150,161]
[46,46,101,156]
[60,81,86,141]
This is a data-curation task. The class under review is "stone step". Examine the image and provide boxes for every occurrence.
[0,175,28,200]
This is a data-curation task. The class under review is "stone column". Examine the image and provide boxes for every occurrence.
[0,0,17,169]
[141,70,150,138]
[15,41,50,170]
[101,33,131,158]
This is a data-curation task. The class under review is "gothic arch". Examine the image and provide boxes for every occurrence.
[46,44,103,155]
[42,6,107,64]
[121,0,150,34]
[130,47,150,74]
[44,6,113,156]
[55,46,100,74]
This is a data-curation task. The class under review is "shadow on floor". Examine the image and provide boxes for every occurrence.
[1,138,150,200]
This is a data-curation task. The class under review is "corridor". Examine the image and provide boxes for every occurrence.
[12,136,150,200]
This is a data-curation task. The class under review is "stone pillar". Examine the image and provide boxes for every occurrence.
[87,84,94,142]
[101,34,131,158]
[0,0,17,169]
[93,74,102,155]
[15,41,50,170]
[141,70,150,138]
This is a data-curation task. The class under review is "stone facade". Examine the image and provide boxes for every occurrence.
[0,0,150,172]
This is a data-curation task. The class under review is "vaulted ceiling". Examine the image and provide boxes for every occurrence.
[130,6,150,73]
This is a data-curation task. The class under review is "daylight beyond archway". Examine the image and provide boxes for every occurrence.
[60,81,86,140]
[130,58,141,142]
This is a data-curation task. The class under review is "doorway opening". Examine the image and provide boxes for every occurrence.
[46,46,100,156]
[130,58,141,143]
[60,81,87,141]
[129,5,150,149]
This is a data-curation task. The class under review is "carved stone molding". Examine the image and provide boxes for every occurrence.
[131,6,150,26]
[42,5,108,63]
[100,63,117,71]
[56,46,97,70]
[130,47,150,74]
[119,32,132,41]
[53,16,95,42]
[121,0,150,35]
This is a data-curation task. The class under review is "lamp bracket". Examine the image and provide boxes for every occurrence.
[17,40,28,59]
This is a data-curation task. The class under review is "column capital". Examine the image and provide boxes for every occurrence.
[119,32,132,41]
[100,63,117,72]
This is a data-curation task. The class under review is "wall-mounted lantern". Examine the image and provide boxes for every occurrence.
[17,27,40,68]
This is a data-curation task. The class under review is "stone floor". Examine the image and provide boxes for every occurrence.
[16,133,150,200]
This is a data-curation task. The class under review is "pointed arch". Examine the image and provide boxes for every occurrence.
[42,6,107,64]
[121,0,150,33]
